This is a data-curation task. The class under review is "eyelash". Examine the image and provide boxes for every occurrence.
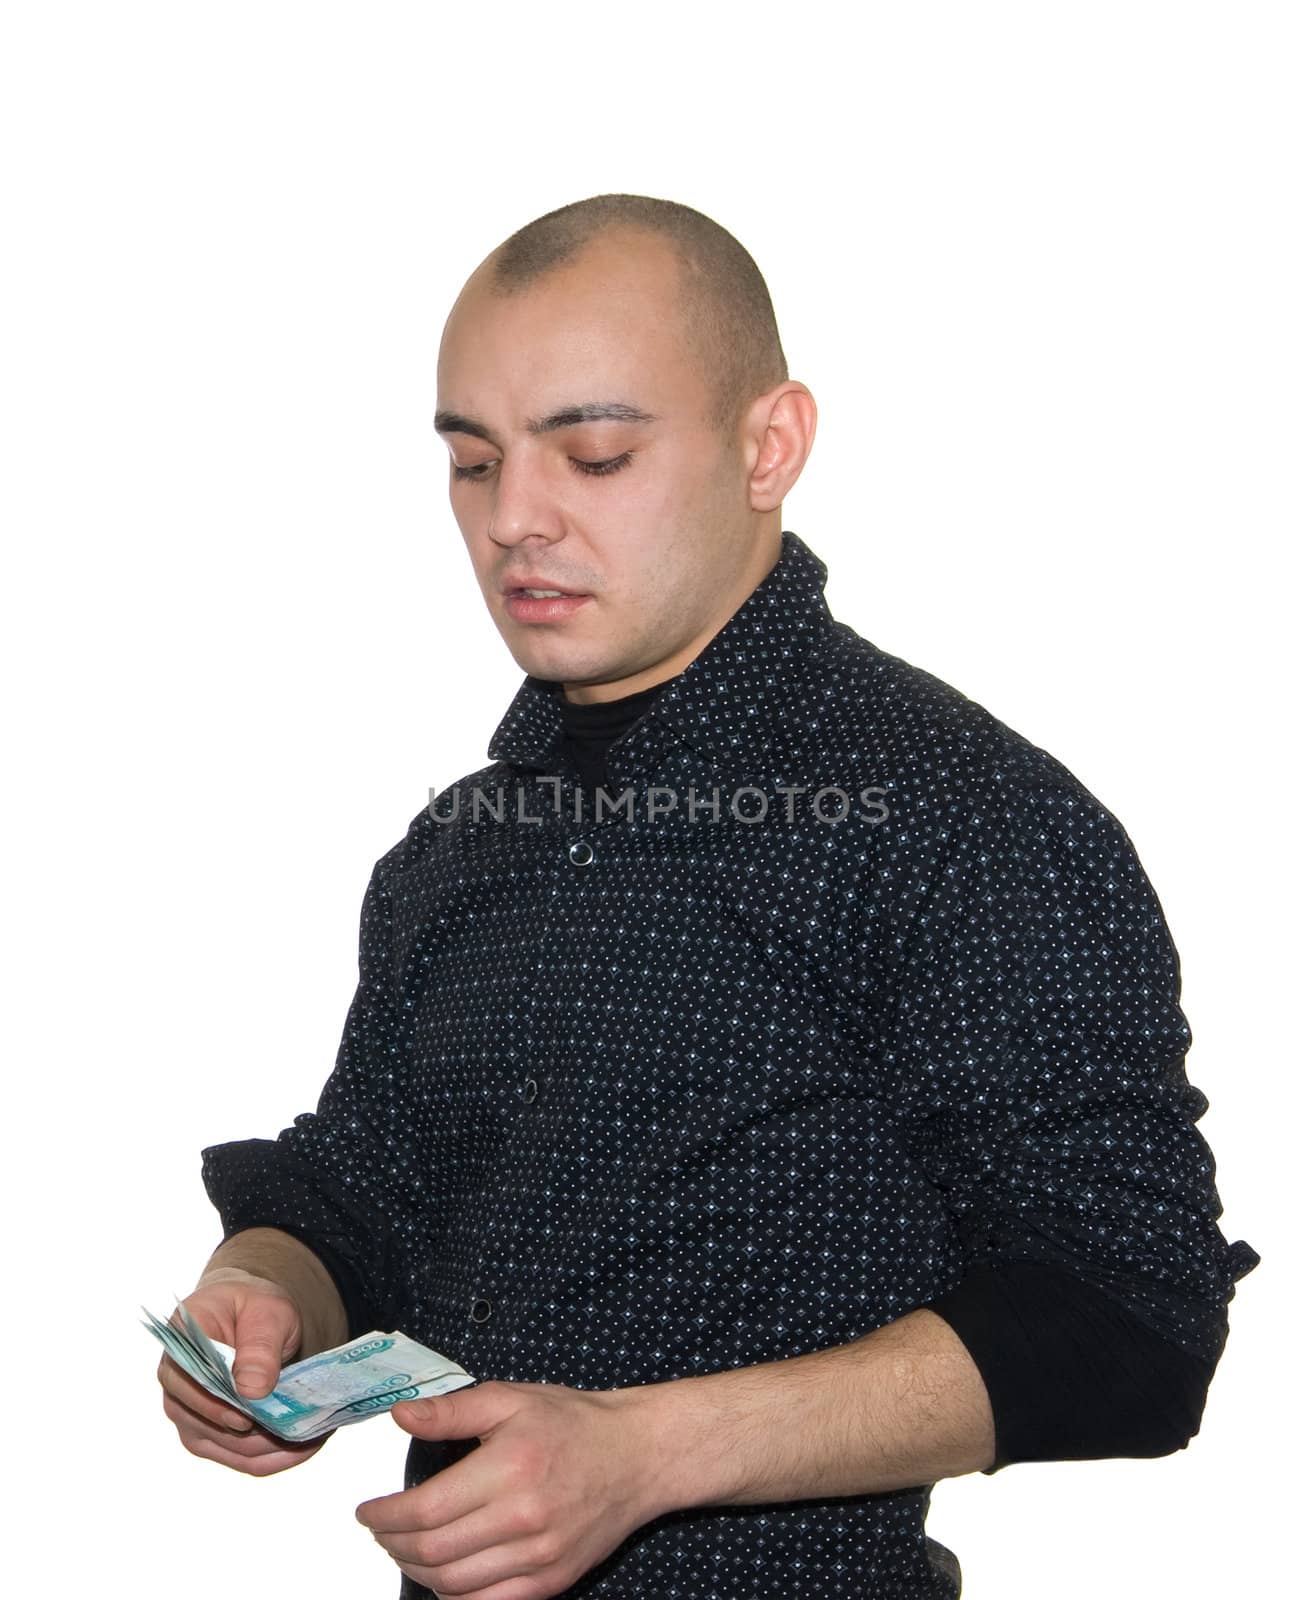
[452,453,634,483]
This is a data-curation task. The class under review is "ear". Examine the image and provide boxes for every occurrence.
[744,383,819,512]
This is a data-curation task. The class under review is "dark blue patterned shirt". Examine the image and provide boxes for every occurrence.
[203,528,1258,1598]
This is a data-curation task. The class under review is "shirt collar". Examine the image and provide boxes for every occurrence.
[486,528,835,773]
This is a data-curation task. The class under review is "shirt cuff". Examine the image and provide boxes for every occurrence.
[215,1219,378,1345]
[201,1136,395,1339]
[920,1257,1221,1472]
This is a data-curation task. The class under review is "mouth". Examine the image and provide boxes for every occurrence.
[500,582,588,598]
[502,587,594,624]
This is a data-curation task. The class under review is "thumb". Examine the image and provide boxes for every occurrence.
[232,1302,298,1399]
[390,1383,500,1440]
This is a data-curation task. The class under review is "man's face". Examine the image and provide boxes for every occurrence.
[435,230,762,702]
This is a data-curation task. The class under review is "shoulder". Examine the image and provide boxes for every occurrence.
[800,620,1090,810]
[360,759,514,888]
[797,623,1158,901]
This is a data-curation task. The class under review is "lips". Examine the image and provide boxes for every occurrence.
[503,589,593,623]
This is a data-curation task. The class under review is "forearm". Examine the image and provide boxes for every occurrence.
[200,1226,349,1359]
[633,1307,996,1515]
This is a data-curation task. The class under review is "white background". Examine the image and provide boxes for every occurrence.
[2,3,1299,1595]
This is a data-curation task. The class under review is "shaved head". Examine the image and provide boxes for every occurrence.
[482,193,789,441]
[435,192,815,704]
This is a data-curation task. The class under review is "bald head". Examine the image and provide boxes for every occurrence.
[477,193,789,442]
[434,193,816,705]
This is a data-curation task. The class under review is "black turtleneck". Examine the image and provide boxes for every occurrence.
[552,673,680,792]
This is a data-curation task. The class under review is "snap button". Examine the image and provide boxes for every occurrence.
[520,1077,538,1103]
[568,840,594,866]
[470,1296,493,1323]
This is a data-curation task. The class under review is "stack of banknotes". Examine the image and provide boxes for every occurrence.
[144,1300,477,1441]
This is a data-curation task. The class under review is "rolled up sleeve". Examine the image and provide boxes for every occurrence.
[881,757,1260,1463]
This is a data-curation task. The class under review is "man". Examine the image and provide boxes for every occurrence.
[158,193,1259,1599]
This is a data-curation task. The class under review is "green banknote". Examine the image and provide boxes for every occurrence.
[144,1301,476,1441]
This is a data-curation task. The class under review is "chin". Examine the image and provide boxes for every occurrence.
[504,642,584,682]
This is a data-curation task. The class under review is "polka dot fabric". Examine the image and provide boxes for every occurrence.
[203,529,1258,1598]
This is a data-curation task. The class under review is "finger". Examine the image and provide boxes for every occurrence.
[161,1387,257,1445]
[389,1529,548,1600]
[230,1301,300,1399]
[370,1502,532,1573]
[389,1385,501,1441]
[358,1475,488,1537]
[157,1354,255,1433]
[395,1572,534,1600]
[161,1391,298,1459]
[166,1402,311,1467]
[181,1428,325,1478]
[368,1504,494,1567]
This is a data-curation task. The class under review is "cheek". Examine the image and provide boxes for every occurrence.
[449,499,479,544]
[452,527,500,595]
[614,546,704,637]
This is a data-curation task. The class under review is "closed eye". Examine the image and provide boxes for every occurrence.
[452,453,634,483]
[569,453,634,478]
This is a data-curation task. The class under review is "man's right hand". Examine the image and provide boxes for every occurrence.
[157,1265,330,1476]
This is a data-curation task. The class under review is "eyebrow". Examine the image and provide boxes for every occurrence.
[433,401,659,445]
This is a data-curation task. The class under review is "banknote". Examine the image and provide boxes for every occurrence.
[144,1300,476,1441]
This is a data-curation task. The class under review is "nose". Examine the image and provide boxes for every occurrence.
[485,447,568,550]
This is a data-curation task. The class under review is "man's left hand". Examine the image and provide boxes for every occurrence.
[356,1379,676,1600]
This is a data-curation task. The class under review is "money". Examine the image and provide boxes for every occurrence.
[144,1300,476,1441]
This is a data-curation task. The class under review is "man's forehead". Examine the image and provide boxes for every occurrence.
[437,238,701,439]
